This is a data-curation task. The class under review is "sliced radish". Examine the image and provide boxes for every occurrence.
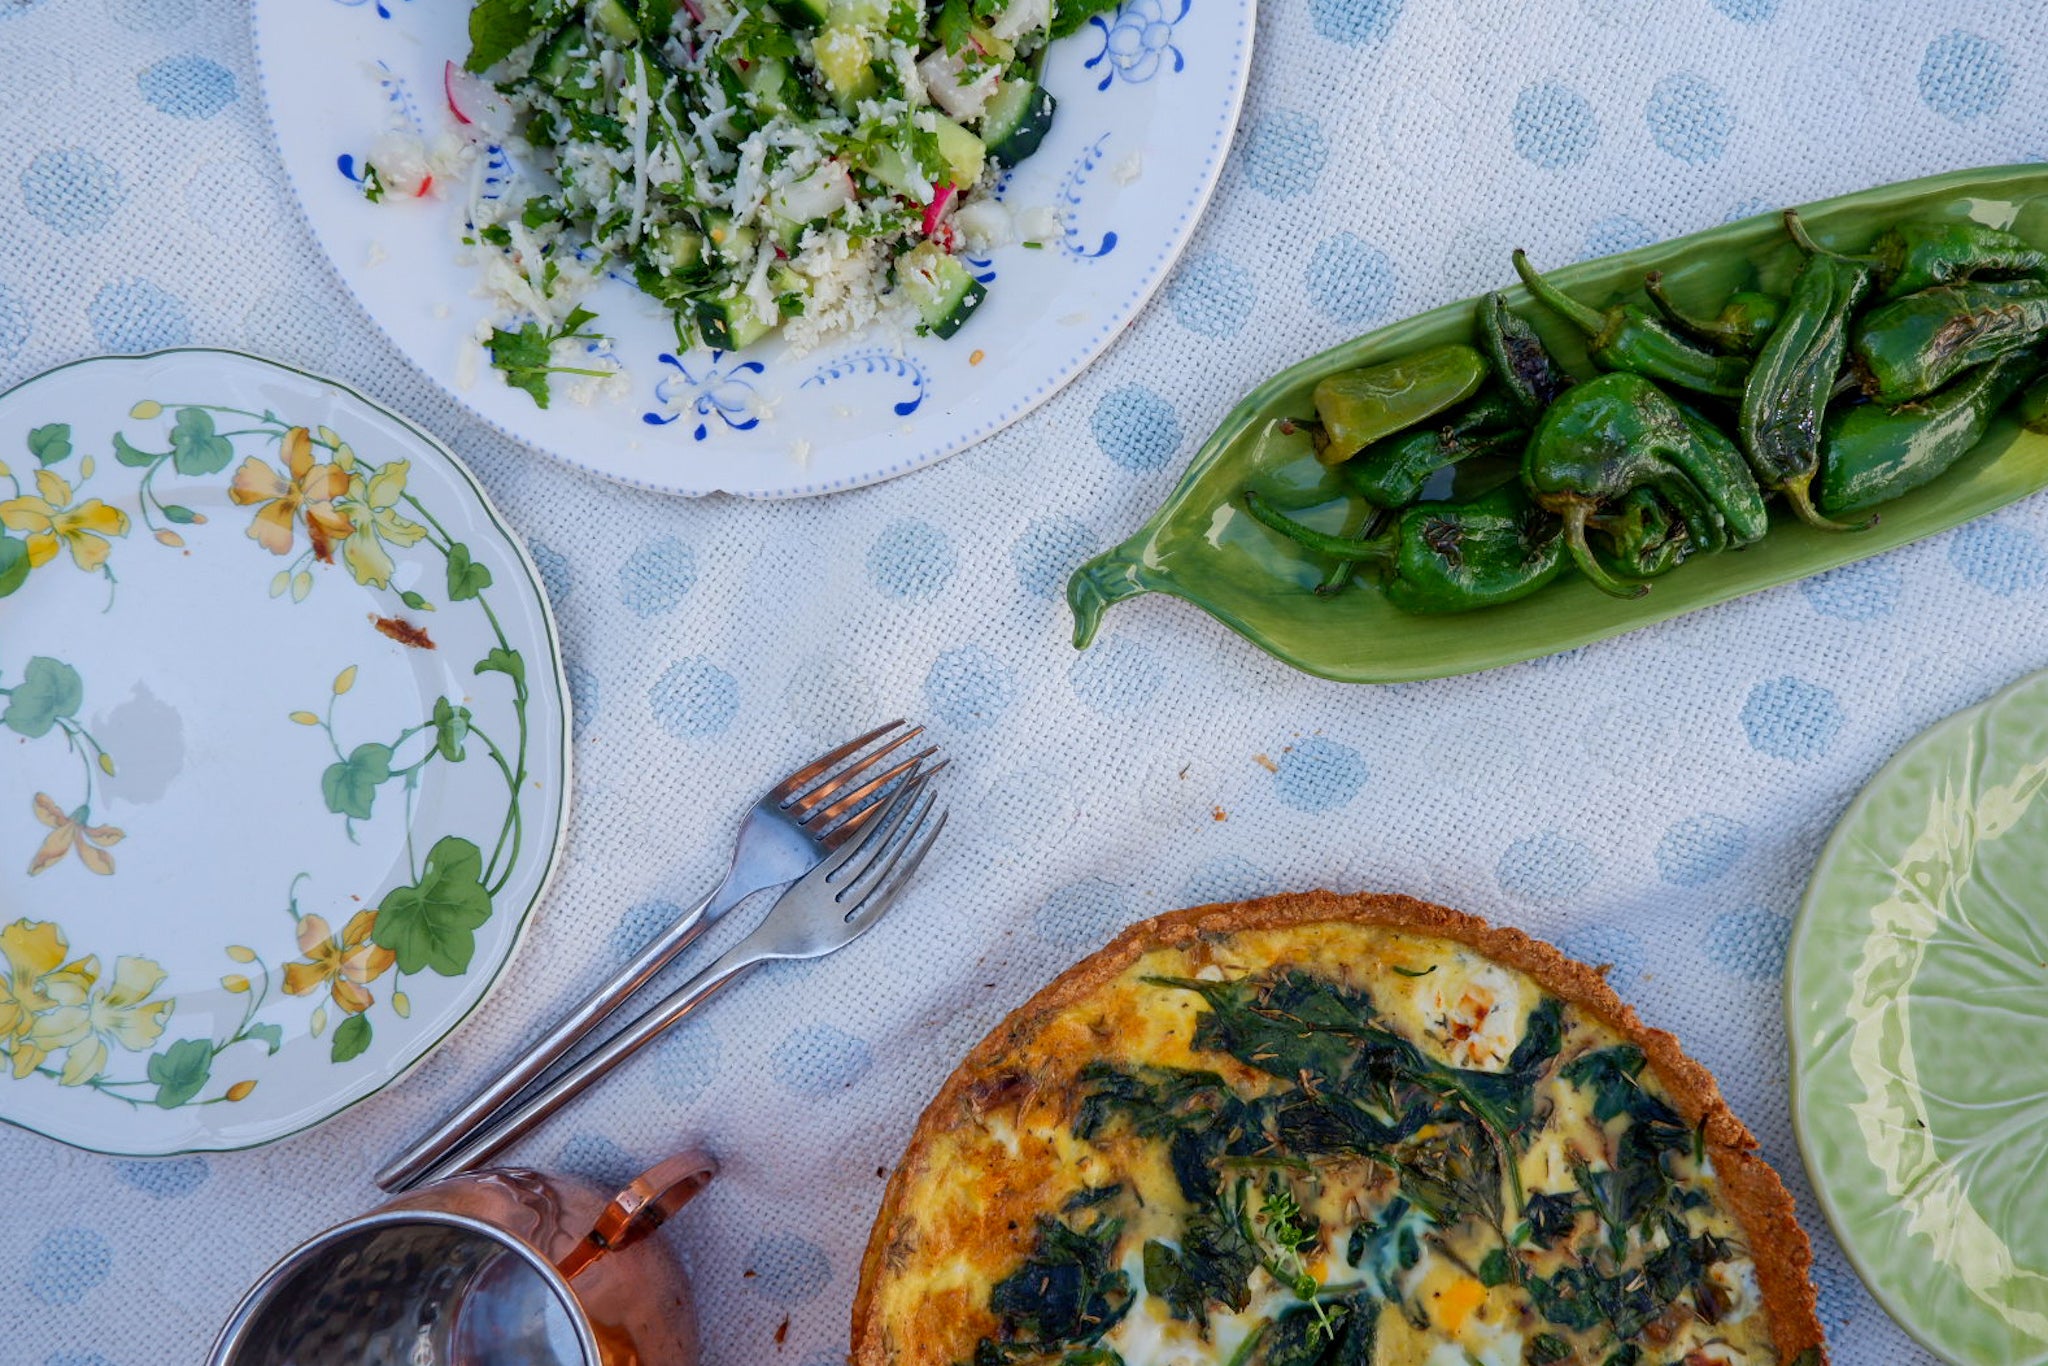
[444,60,512,140]
[921,182,956,237]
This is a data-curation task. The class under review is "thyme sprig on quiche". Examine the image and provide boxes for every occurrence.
[855,892,1825,1366]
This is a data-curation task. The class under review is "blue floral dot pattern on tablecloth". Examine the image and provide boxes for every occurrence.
[2,3,2034,1363]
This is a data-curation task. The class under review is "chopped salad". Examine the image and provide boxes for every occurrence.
[369,0,1118,407]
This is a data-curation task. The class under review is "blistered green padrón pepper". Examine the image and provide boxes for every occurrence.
[1512,250,1752,399]
[1523,371,1768,598]
[1592,486,1695,580]
[1477,292,1573,416]
[1737,213,1876,531]
[1850,279,2048,405]
[1311,344,1489,465]
[1867,219,2048,299]
[1240,484,1565,613]
[1341,389,1524,508]
[1820,349,2040,514]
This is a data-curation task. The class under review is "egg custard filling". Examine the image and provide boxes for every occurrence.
[857,911,1822,1366]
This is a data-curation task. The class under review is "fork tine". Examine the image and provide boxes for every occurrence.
[765,719,905,804]
[836,787,938,911]
[801,745,937,830]
[817,768,930,879]
[846,810,947,927]
[818,758,950,849]
[783,726,926,817]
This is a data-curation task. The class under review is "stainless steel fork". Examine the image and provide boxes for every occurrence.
[375,720,936,1191]
[405,771,947,1187]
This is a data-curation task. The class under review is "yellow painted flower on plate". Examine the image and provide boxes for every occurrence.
[29,953,173,1087]
[228,426,354,562]
[0,469,131,573]
[0,919,68,1046]
[337,460,426,589]
[281,910,394,1015]
[28,792,124,877]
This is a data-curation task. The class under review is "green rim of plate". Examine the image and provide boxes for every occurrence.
[0,347,573,1157]
[1788,666,2048,1365]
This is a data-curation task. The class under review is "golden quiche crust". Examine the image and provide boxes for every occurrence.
[852,890,1826,1365]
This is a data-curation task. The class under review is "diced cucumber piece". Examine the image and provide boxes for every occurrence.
[896,241,986,338]
[695,295,776,350]
[981,79,1055,166]
[592,0,642,42]
[862,143,929,200]
[741,55,792,114]
[534,26,586,84]
[828,0,889,25]
[812,25,877,105]
[770,264,811,316]
[774,0,830,23]
[656,224,704,271]
[932,116,985,188]
[638,0,675,38]
[703,212,756,266]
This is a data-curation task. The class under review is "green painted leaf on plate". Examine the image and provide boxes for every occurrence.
[3,656,83,738]
[169,407,234,476]
[0,536,28,599]
[445,541,493,601]
[330,1012,373,1063]
[27,423,71,467]
[321,742,393,821]
[147,1039,214,1109]
[246,1022,284,1056]
[112,433,159,467]
[476,645,527,702]
[431,696,471,762]
[373,835,493,977]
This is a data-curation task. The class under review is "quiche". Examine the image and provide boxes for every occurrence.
[853,892,1824,1366]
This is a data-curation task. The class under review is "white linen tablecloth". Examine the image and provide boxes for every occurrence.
[5,0,2048,1361]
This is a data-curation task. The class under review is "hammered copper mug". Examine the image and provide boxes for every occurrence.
[208,1151,716,1366]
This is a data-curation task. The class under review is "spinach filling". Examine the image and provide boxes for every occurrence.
[959,970,1752,1366]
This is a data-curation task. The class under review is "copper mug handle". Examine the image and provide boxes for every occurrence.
[555,1150,718,1280]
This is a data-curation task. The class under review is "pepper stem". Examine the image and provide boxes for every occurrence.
[1780,476,1878,533]
[1240,490,1395,564]
[1643,271,1714,339]
[1783,208,1874,265]
[1560,501,1651,599]
[1512,249,1605,336]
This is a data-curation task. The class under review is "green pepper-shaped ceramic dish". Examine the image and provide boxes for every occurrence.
[1068,163,2048,684]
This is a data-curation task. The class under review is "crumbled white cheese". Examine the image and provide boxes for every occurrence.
[1114,151,1143,185]
[955,198,1015,251]
[1019,205,1061,241]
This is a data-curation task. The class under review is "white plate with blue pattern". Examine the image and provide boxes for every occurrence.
[249,0,1255,498]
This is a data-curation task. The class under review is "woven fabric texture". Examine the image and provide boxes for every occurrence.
[5,1,2048,1363]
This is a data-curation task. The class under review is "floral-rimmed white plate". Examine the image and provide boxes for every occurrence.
[249,0,1255,499]
[0,349,569,1156]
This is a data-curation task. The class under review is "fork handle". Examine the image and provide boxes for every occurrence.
[413,939,772,1185]
[376,880,735,1192]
